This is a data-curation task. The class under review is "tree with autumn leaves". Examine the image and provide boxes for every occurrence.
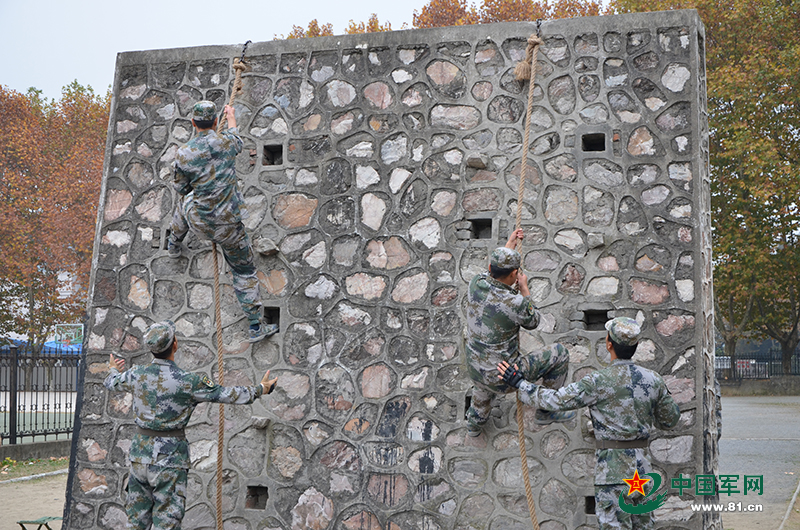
[413,0,604,27]
[0,83,109,353]
[285,14,394,39]
[288,0,605,38]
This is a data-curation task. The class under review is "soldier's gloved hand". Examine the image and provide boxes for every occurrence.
[260,370,278,395]
[497,361,525,389]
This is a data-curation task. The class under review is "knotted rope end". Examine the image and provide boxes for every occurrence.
[515,61,532,81]
[515,33,544,81]
[232,57,250,73]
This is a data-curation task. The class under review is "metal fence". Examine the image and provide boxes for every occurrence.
[716,351,800,380]
[0,345,80,444]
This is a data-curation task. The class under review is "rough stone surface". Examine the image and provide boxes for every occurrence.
[291,488,334,530]
[73,13,713,530]
[650,435,694,464]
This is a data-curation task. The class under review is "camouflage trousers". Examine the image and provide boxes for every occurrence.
[126,462,188,530]
[466,342,569,428]
[171,199,261,326]
[595,484,654,530]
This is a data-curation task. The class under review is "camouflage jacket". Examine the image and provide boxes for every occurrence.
[520,359,680,484]
[104,358,262,468]
[173,128,244,225]
[465,272,540,382]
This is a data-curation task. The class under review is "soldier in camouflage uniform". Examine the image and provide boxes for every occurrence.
[499,317,680,529]
[167,100,276,342]
[464,229,574,437]
[104,320,278,530]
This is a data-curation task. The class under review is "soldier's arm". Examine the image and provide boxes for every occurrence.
[103,354,135,392]
[189,373,263,405]
[653,382,681,429]
[221,107,244,154]
[225,130,243,155]
[512,293,541,330]
[500,361,598,410]
[172,162,192,196]
[523,374,600,411]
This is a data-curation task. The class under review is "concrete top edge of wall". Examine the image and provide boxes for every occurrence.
[115,8,702,65]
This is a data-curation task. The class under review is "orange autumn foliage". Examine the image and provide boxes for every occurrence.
[345,14,394,34]
[0,82,109,349]
[286,0,605,39]
[286,19,335,39]
[285,14,394,39]
[414,0,606,28]
[413,0,480,28]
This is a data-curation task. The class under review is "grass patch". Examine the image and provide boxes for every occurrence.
[0,456,69,480]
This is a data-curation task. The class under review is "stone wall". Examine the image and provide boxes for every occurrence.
[66,11,717,530]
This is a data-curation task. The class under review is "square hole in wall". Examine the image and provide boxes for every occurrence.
[582,133,606,152]
[263,307,281,330]
[470,219,492,239]
[263,144,283,166]
[585,496,596,514]
[245,486,269,510]
[163,229,172,250]
[464,393,472,417]
[584,310,609,331]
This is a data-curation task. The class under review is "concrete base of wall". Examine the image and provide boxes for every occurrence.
[721,376,800,396]
[0,439,72,462]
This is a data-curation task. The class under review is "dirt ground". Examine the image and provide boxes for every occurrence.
[0,473,66,530]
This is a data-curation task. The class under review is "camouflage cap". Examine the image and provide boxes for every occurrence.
[490,247,521,270]
[144,320,176,354]
[605,317,641,346]
[192,100,217,122]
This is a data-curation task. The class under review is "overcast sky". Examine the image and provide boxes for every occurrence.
[0,0,430,101]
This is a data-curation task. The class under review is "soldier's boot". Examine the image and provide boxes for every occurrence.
[249,322,279,343]
[534,409,576,425]
[167,239,182,258]
[466,422,483,437]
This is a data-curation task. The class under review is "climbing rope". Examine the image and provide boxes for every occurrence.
[513,29,544,233]
[212,244,225,530]
[513,24,544,530]
[213,41,250,530]
[516,400,539,530]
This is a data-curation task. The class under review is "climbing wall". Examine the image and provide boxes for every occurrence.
[65,10,718,530]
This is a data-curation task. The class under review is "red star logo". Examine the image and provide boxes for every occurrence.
[623,470,650,496]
